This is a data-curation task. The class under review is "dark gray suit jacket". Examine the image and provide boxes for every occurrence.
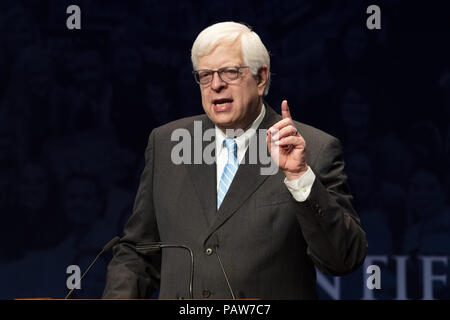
[103,106,367,299]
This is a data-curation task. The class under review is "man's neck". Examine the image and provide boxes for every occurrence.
[217,101,263,135]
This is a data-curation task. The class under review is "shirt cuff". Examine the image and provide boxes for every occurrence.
[283,166,316,202]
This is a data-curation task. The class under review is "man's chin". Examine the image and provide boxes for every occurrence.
[215,122,233,130]
[209,114,234,127]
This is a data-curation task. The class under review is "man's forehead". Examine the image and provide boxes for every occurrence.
[197,43,243,69]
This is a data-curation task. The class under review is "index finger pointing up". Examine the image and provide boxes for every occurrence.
[281,100,291,119]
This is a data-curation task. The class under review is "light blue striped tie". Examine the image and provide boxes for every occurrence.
[217,138,238,210]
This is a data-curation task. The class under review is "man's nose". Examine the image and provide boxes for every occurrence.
[211,71,226,91]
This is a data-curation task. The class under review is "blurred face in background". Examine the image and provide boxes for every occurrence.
[146,82,172,125]
[73,51,105,97]
[341,88,371,129]
[343,27,369,62]
[64,177,102,226]
[346,154,373,203]
[27,59,54,98]
[112,47,142,86]
[4,7,36,56]
[18,163,49,212]
[408,170,446,220]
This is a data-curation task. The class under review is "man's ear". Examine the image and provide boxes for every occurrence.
[256,66,269,94]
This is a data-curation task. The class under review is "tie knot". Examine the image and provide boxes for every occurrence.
[223,138,237,159]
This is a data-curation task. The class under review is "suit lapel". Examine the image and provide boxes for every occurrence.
[184,116,217,227]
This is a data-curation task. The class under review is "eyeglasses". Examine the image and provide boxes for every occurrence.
[193,66,250,85]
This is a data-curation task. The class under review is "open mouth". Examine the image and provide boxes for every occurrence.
[213,98,233,112]
[213,98,233,106]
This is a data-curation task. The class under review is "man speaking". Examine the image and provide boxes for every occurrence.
[103,22,367,299]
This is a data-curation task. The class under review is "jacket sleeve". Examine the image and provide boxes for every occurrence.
[103,130,161,298]
[295,137,368,276]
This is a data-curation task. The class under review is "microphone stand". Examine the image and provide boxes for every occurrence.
[135,243,194,300]
[213,244,236,299]
[65,236,121,300]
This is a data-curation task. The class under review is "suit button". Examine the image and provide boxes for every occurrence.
[205,248,213,256]
[202,289,211,298]
[318,208,323,216]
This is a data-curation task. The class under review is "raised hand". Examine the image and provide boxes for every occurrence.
[266,100,308,180]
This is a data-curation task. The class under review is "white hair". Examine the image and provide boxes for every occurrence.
[191,21,271,96]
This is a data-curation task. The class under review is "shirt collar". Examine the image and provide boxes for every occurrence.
[215,103,266,155]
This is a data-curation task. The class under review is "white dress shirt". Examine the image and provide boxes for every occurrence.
[215,104,316,202]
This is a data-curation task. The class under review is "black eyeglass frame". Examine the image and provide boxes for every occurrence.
[192,66,251,85]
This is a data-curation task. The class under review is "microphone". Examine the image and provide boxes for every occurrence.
[212,235,236,299]
[65,236,121,299]
[135,242,194,299]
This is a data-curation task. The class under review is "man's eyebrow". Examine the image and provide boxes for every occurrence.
[196,64,241,71]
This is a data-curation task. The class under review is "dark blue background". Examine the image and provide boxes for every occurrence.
[0,0,449,299]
